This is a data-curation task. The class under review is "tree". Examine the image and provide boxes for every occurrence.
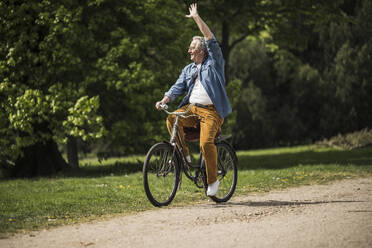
[321,0,372,134]
[228,0,372,149]
[0,1,105,176]
[0,0,191,176]
[83,0,190,157]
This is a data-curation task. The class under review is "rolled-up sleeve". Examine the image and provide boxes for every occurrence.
[164,68,187,102]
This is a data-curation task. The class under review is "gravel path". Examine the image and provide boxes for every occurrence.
[2,177,372,248]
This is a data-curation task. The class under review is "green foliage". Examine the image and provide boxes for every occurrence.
[318,0,372,134]
[228,0,372,149]
[0,1,107,165]
[223,78,241,136]
[0,0,192,167]
[82,0,190,156]
[63,96,105,141]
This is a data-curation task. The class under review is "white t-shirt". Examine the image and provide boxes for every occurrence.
[189,64,213,105]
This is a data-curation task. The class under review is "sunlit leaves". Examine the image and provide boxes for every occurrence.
[0,1,106,162]
[63,96,105,141]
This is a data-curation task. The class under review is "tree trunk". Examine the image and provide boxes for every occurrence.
[12,139,68,177]
[67,136,79,168]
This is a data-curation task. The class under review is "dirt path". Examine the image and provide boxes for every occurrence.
[2,178,372,248]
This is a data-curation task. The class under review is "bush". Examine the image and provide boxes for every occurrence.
[317,128,372,150]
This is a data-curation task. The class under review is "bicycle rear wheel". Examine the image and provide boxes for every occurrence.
[210,141,238,203]
[143,143,180,207]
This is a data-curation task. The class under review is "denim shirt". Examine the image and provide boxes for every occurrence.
[164,36,232,119]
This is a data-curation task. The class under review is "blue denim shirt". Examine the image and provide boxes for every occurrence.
[165,36,232,119]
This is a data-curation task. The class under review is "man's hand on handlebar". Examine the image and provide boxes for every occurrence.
[158,103,168,110]
[155,96,170,110]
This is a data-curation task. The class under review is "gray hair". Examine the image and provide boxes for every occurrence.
[192,36,207,52]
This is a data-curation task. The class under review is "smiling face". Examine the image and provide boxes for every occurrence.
[188,39,205,64]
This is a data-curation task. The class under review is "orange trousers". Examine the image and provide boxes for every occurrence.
[166,104,223,184]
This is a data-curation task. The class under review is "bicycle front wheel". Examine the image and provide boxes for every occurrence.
[143,143,180,207]
[210,141,238,203]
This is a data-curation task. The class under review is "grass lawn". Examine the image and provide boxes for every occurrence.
[1,145,371,236]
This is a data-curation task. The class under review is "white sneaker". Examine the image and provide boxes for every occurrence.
[207,180,220,196]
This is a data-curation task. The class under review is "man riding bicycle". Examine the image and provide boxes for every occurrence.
[155,3,231,196]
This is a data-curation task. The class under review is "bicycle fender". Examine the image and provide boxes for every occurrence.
[214,134,232,144]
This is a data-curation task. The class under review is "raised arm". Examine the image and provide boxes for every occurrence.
[186,3,213,40]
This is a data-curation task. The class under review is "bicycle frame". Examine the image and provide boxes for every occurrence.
[160,103,207,187]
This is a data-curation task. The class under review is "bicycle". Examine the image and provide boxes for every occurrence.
[143,103,238,207]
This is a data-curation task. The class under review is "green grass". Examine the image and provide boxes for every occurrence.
[1,145,371,236]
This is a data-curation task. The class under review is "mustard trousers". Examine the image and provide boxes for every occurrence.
[166,104,223,184]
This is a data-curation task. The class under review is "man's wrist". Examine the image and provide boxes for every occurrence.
[162,96,170,104]
[192,14,200,19]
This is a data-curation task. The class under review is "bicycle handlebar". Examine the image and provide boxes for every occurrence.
[159,103,197,117]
